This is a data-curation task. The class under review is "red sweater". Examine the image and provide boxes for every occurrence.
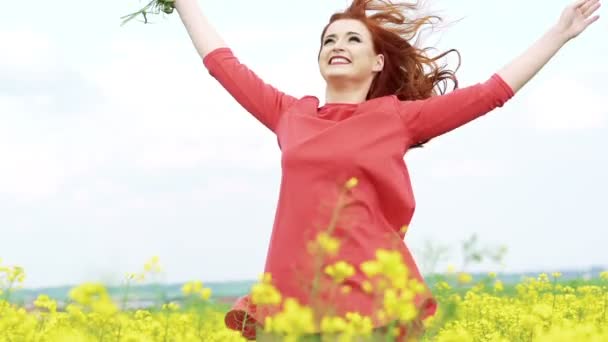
[203,47,514,339]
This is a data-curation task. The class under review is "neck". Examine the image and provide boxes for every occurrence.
[324,78,373,105]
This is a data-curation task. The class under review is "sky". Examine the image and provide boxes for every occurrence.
[1,0,606,288]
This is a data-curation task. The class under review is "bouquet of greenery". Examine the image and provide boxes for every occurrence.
[120,0,176,26]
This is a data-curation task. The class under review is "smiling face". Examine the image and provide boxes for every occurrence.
[318,19,384,87]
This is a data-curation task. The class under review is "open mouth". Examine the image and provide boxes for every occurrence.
[329,56,352,65]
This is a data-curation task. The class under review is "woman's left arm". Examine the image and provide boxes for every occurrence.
[498,0,601,93]
[398,0,600,146]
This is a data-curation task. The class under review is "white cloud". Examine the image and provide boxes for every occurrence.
[524,76,606,131]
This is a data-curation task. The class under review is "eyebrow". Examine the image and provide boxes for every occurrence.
[324,32,362,40]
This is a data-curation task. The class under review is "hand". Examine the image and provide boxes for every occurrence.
[555,0,601,41]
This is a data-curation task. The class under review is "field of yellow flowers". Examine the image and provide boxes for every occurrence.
[1,254,607,342]
[1,176,606,341]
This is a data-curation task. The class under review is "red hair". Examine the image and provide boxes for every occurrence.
[318,0,461,146]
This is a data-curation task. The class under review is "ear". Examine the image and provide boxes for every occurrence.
[373,54,384,72]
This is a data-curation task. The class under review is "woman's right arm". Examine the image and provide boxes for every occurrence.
[175,0,228,58]
[175,0,298,133]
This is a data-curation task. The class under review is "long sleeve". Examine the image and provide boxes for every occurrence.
[395,73,515,146]
[203,47,299,133]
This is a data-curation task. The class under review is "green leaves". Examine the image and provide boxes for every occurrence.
[120,0,177,27]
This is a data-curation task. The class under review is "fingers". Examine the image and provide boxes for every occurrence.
[581,0,602,17]
[584,14,601,27]
[573,0,590,8]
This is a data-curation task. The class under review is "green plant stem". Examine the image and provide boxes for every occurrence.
[309,189,348,303]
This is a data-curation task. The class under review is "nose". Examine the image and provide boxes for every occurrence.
[332,38,347,52]
[332,40,347,52]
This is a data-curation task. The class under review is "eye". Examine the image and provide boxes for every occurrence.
[349,36,361,42]
[323,38,334,45]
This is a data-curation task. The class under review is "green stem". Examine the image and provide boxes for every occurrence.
[309,189,348,304]
[4,279,14,303]
[120,0,156,26]
[385,320,397,342]
[241,311,249,334]
[602,290,607,323]
[116,324,122,342]
[196,307,203,340]
[121,280,131,311]
[551,278,557,327]
[163,309,170,342]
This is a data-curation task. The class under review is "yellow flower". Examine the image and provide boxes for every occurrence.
[494,280,504,292]
[538,273,549,283]
[125,272,145,283]
[143,256,162,273]
[65,303,84,318]
[263,298,316,335]
[5,266,26,283]
[181,280,213,301]
[33,294,57,313]
[182,280,203,296]
[325,261,355,284]
[361,260,381,278]
[162,302,180,311]
[376,309,387,324]
[345,177,359,189]
[68,283,117,316]
[316,232,341,256]
[383,289,418,324]
[361,249,409,290]
[435,281,451,291]
[552,272,562,279]
[488,272,497,279]
[600,271,608,281]
[260,272,273,283]
[251,273,282,306]
[457,272,473,285]
[200,287,212,300]
[340,285,352,294]
[361,280,373,294]
[320,316,348,334]
[345,312,373,336]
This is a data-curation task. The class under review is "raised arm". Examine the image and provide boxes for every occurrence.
[497,0,600,93]
[175,0,298,132]
[175,0,228,58]
[398,0,600,146]
[396,74,514,147]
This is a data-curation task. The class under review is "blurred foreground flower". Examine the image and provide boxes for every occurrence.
[121,0,176,26]
[251,273,282,306]
[182,280,213,300]
[144,256,162,273]
[324,261,355,284]
[263,298,316,336]
[68,283,118,315]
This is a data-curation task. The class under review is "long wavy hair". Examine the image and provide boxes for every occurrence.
[318,0,461,147]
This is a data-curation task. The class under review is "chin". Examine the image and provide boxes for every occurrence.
[323,71,354,81]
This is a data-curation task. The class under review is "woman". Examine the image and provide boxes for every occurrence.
[174,0,600,340]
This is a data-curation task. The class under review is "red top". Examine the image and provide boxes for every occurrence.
[203,47,514,339]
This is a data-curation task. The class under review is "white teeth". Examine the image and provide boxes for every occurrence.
[330,57,350,64]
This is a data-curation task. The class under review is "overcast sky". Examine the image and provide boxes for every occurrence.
[1,0,606,288]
